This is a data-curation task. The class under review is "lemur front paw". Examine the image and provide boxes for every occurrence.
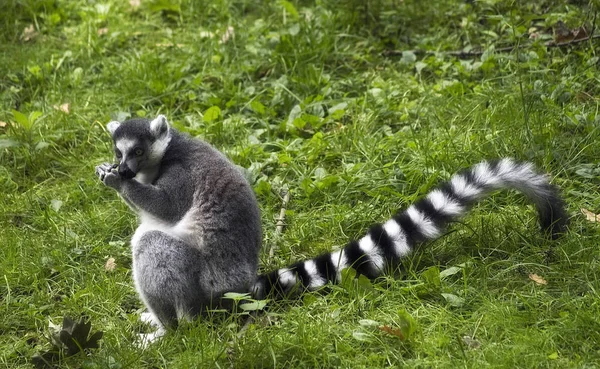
[95,162,121,189]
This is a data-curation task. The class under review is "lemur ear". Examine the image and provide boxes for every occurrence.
[150,115,170,137]
[107,121,121,135]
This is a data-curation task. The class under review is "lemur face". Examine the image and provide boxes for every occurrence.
[106,115,171,179]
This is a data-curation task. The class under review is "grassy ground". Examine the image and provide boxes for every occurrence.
[1,0,600,368]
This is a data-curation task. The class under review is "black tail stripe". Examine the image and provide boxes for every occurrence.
[393,211,421,246]
[367,224,397,263]
[344,240,376,278]
[439,182,469,207]
[413,198,449,225]
[290,261,311,288]
[314,253,338,283]
[263,270,283,296]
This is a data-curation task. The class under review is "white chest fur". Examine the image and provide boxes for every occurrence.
[135,167,159,185]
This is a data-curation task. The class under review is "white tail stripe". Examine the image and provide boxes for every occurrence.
[304,260,326,289]
[496,158,515,176]
[278,268,297,288]
[331,250,348,281]
[427,189,464,215]
[358,235,385,270]
[383,219,411,257]
[473,161,500,187]
[451,175,482,199]
[407,206,440,238]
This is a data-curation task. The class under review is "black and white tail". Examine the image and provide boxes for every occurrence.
[252,158,568,299]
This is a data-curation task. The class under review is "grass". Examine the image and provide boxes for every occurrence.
[1,0,600,367]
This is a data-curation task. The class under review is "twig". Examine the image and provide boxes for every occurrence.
[269,190,291,259]
[382,33,600,59]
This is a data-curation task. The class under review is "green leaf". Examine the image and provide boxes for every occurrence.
[415,61,428,74]
[358,319,379,327]
[239,300,268,311]
[222,292,251,300]
[111,112,130,122]
[440,266,462,279]
[397,310,417,339]
[250,100,266,115]
[421,266,441,289]
[401,51,417,64]
[441,293,465,307]
[148,0,181,13]
[340,268,357,290]
[29,111,43,125]
[203,106,222,122]
[11,110,30,130]
[50,199,63,212]
[280,0,299,19]
[0,139,19,149]
[352,331,371,342]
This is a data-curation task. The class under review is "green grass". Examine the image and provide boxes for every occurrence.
[1,0,600,368]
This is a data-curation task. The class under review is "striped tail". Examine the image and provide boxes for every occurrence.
[252,158,568,300]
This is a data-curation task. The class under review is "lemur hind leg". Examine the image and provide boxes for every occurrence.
[132,231,211,334]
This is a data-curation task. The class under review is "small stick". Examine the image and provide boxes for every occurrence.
[269,190,291,258]
[382,33,600,59]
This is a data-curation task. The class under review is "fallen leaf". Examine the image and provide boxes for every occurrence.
[53,103,70,114]
[378,325,405,340]
[21,24,37,42]
[352,331,371,341]
[529,273,547,285]
[571,27,589,41]
[104,257,116,272]
[97,27,108,36]
[462,335,481,349]
[199,31,215,39]
[220,26,235,44]
[553,21,589,44]
[581,208,599,222]
[0,121,7,128]
[129,0,141,8]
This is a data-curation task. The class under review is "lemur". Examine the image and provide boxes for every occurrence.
[95,115,567,343]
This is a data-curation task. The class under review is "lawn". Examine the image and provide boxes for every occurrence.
[1,0,600,368]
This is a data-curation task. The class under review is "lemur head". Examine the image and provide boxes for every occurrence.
[106,115,172,179]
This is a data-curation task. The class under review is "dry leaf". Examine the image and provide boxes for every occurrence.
[462,335,481,349]
[581,208,599,223]
[21,24,37,42]
[53,103,70,114]
[97,27,108,36]
[529,273,547,285]
[378,325,405,340]
[571,27,589,41]
[129,0,141,8]
[220,26,235,44]
[553,21,589,44]
[0,121,7,128]
[104,257,116,272]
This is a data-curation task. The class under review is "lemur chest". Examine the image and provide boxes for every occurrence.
[130,209,204,250]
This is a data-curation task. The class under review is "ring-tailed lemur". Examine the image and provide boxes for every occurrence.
[95,115,567,343]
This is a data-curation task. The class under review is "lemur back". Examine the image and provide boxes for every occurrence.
[96,115,567,345]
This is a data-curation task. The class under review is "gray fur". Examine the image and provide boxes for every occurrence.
[95,116,261,338]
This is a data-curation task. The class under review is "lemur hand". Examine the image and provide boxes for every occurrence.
[95,163,121,190]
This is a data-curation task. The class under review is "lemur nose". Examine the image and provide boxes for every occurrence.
[118,165,136,179]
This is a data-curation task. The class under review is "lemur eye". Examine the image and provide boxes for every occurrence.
[115,150,122,158]
[134,148,144,156]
